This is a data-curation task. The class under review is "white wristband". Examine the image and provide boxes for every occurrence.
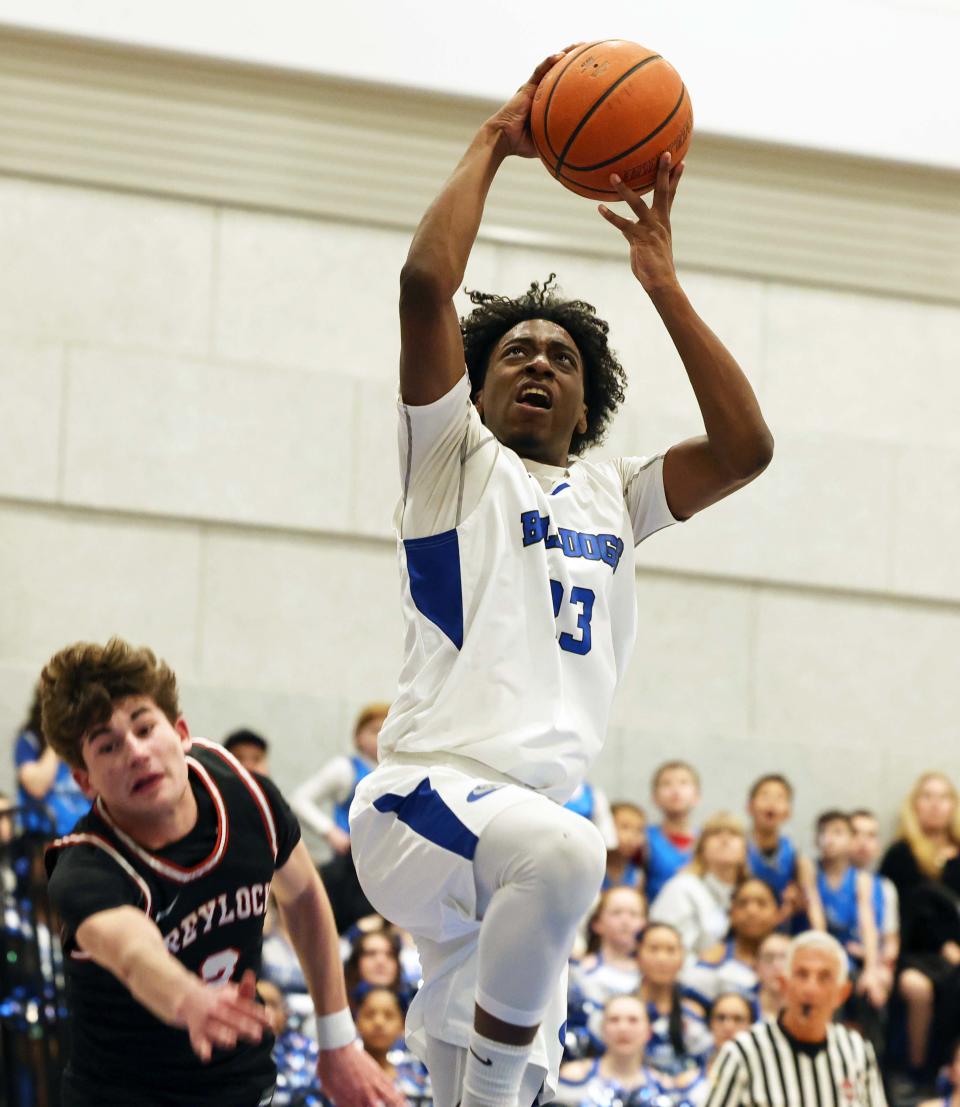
[316,1008,357,1051]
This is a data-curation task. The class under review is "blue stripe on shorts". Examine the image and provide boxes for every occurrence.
[372,776,479,860]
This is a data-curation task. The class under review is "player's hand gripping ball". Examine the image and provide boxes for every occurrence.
[530,40,693,199]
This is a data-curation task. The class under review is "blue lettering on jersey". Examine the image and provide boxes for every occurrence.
[520,511,624,572]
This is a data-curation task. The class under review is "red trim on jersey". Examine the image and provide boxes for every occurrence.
[93,756,229,884]
[46,832,154,918]
[192,738,278,862]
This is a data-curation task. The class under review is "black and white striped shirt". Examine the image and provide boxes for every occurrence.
[704,1017,887,1107]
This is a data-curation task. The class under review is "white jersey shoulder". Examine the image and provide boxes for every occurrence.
[381,372,677,801]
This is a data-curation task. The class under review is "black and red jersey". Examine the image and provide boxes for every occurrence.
[45,739,300,1107]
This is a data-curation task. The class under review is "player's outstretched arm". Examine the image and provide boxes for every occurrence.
[273,840,406,1107]
[399,47,575,407]
[599,154,774,521]
[75,906,270,1060]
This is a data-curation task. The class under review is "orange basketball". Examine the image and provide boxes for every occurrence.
[530,40,693,200]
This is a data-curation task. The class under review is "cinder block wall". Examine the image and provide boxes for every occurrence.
[2,174,958,856]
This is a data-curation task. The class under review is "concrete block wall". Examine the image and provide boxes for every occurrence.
[2,173,958,854]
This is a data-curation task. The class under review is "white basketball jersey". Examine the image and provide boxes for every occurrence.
[378,373,677,803]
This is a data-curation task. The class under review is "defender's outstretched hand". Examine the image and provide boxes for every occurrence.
[184,970,271,1062]
[485,45,583,158]
[598,152,685,292]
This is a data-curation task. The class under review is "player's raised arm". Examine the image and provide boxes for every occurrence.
[272,839,406,1107]
[399,49,573,406]
[599,154,774,521]
[75,905,270,1061]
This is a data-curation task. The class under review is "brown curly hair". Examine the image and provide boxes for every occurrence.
[39,638,180,769]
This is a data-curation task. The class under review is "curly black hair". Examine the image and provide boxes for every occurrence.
[461,275,627,456]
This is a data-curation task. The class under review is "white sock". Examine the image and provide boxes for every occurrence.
[459,1030,533,1107]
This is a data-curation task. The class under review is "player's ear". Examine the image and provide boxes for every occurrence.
[576,404,588,436]
[72,766,96,801]
[175,716,192,751]
[473,390,485,418]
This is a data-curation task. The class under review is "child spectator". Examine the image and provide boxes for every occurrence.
[556,995,667,1107]
[568,886,645,1050]
[637,923,713,1078]
[682,877,779,1010]
[745,773,824,931]
[293,702,389,931]
[222,728,270,775]
[682,992,755,1104]
[850,808,900,990]
[816,811,885,993]
[647,761,701,901]
[755,932,790,1020]
[355,986,431,1103]
[604,801,647,891]
[14,684,89,837]
[650,813,748,964]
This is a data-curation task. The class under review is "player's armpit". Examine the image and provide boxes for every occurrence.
[271,838,323,906]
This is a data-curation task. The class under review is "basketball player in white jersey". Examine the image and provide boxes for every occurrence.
[350,46,774,1107]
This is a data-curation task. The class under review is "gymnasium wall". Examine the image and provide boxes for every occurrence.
[1,28,958,854]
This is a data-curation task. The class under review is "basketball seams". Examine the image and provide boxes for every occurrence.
[566,85,689,173]
[539,41,613,163]
[553,54,664,178]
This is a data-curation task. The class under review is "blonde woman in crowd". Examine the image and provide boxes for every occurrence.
[649,813,749,965]
[880,772,960,1088]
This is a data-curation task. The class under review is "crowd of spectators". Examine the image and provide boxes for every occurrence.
[7,691,960,1107]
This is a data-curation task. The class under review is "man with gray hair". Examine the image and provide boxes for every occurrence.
[704,931,887,1106]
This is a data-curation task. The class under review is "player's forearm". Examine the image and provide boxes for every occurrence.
[401,123,507,298]
[648,281,774,480]
[117,934,204,1028]
[280,874,349,1018]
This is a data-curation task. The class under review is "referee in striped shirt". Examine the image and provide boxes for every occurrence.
[705,931,887,1106]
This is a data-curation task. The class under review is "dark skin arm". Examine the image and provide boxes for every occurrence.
[599,158,774,520]
[398,48,579,406]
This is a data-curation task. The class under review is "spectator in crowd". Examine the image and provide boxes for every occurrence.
[0,790,13,844]
[650,813,748,964]
[754,933,790,1020]
[257,979,324,1107]
[682,877,779,1010]
[704,932,887,1107]
[568,886,645,1051]
[344,927,408,1010]
[637,922,713,1078]
[355,986,432,1102]
[647,761,701,902]
[683,992,755,1104]
[919,1038,960,1107]
[292,703,388,858]
[745,774,824,931]
[14,683,89,837]
[880,772,960,1084]
[556,995,667,1107]
[222,728,270,775]
[849,808,900,991]
[564,778,618,854]
[604,800,646,891]
[814,811,887,1011]
[292,703,389,933]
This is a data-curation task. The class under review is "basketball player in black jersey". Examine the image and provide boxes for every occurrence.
[41,637,405,1107]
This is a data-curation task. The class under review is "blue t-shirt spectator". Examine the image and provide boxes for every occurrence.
[15,728,89,837]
